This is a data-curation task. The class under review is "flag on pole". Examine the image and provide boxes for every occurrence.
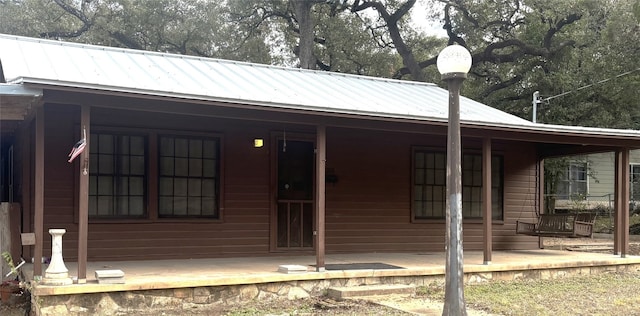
[68,126,87,163]
[68,138,86,163]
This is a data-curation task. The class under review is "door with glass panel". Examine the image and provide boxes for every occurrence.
[275,139,314,250]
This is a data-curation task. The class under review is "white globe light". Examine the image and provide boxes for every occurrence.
[437,45,472,75]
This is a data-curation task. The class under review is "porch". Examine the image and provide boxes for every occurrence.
[31,245,640,296]
[18,238,640,315]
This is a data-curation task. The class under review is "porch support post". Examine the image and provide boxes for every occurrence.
[620,148,630,258]
[77,105,90,283]
[314,125,326,271]
[538,159,545,249]
[614,150,621,254]
[614,149,630,255]
[614,148,630,256]
[34,105,44,278]
[482,137,492,264]
[20,121,33,261]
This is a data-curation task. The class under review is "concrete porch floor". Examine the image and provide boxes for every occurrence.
[31,244,640,297]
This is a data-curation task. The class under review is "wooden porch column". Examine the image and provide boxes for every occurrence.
[482,138,492,264]
[614,150,621,254]
[77,105,90,283]
[620,149,630,257]
[614,149,630,256]
[20,120,32,261]
[538,159,545,249]
[613,148,630,258]
[34,106,44,278]
[314,125,326,271]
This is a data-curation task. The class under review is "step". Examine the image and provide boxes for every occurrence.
[327,284,415,299]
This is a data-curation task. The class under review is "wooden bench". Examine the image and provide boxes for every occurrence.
[516,213,596,238]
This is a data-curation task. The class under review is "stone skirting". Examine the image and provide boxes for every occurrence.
[34,263,640,315]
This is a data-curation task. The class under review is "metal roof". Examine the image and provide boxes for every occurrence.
[0,34,531,126]
[1,34,640,140]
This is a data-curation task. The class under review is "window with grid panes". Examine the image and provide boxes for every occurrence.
[89,133,147,218]
[557,162,587,199]
[159,136,219,218]
[412,150,503,220]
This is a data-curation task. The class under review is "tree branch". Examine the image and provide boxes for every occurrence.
[478,74,523,99]
[352,0,423,81]
[40,0,92,38]
[543,13,582,49]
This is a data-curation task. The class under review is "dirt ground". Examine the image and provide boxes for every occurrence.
[1,237,638,316]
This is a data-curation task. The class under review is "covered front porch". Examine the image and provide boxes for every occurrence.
[26,242,640,314]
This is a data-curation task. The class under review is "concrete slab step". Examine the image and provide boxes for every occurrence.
[327,284,415,299]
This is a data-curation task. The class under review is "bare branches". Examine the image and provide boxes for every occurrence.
[542,13,582,49]
[40,0,92,39]
[477,74,523,99]
[350,0,423,81]
[442,3,467,47]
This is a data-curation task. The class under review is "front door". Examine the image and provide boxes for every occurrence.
[275,139,314,250]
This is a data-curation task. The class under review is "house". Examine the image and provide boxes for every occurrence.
[0,34,638,283]
[549,150,640,213]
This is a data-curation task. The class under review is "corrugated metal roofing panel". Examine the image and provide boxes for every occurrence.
[0,33,636,141]
[0,34,530,126]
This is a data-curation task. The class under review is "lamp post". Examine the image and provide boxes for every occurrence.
[437,44,472,316]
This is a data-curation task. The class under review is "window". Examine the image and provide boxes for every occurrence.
[89,133,146,218]
[557,162,587,199]
[159,136,220,218]
[412,150,503,220]
[630,164,640,201]
[87,130,221,220]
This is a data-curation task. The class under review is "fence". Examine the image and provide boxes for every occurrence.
[545,194,640,234]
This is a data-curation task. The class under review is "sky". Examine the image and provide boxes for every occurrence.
[410,0,448,38]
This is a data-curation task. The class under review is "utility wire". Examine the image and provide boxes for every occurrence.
[541,67,640,102]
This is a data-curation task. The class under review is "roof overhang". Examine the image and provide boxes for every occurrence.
[0,83,42,120]
[30,83,640,155]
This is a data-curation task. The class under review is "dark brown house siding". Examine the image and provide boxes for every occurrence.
[28,98,539,262]
[324,127,539,253]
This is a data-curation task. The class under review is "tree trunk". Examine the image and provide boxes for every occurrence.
[292,0,316,70]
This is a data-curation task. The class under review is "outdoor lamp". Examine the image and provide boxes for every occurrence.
[437,44,472,316]
[437,45,472,79]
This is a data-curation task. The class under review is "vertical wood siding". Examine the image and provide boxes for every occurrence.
[35,101,539,261]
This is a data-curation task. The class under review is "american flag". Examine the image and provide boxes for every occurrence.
[68,138,86,163]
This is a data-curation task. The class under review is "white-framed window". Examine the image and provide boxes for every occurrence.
[557,162,588,199]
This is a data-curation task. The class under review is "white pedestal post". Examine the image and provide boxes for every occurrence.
[42,229,73,286]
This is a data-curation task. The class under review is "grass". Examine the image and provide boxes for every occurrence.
[593,214,640,233]
[225,302,315,316]
[418,272,640,316]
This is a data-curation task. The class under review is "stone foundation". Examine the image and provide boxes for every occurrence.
[34,263,640,315]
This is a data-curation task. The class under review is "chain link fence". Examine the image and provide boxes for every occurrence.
[544,194,640,234]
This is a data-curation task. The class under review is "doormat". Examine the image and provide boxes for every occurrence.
[313,262,405,270]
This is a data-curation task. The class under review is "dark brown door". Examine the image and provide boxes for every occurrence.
[276,139,314,249]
